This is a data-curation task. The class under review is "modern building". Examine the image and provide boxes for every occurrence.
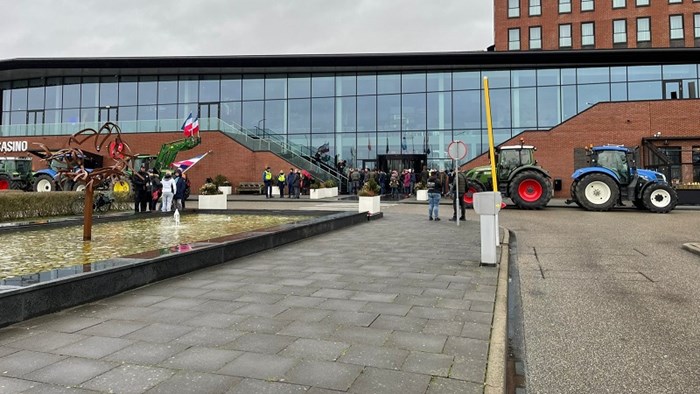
[495,0,700,51]
[1,50,699,197]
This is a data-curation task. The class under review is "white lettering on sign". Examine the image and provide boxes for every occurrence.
[0,141,28,153]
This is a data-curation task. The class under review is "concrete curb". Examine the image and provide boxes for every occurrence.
[484,228,509,394]
[682,242,700,256]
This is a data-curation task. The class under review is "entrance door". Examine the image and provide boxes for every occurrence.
[663,80,683,99]
[198,102,220,130]
[377,154,427,173]
[362,159,377,170]
[99,107,118,122]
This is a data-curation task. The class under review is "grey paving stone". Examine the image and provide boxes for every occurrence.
[360,301,412,316]
[236,292,285,304]
[338,344,409,370]
[218,352,298,380]
[80,364,174,393]
[395,294,441,307]
[233,316,291,334]
[348,367,431,394]
[424,288,466,300]
[370,314,428,333]
[124,323,195,343]
[198,290,245,301]
[304,273,343,281]
[0,346,19,357]
[277,295,326,308]
[401,351,454,377]
[273,285,320,296]
[0,376,37,392]
[174,327,245,347]
[275,307,331,322]
[150,296,208,310]
[322,311,379,327]
[238,283,284,293]
[407,306,459,320]
[310,280,351,290]
[76,319,148,337]
[104,341,189,365]
[343,282,388,292]
[436,298,472,310]
[228,378,310,394]
[20,382,98,393]
[450,356,486,383]
[435,274,474,283]
[102,294,170,307]
[142,308,202,324]
[310,289,355,299]
[181,312,248,329]
[171,278,217,288]
[51,336,133,359]
[191,300,247,313]
[443,337,489,359]
[225,333,297,354]
[426,377,483,394]
[5,331,87,352]
[147,286,214,298]
[386,331,447,353]
[422,319,464,337]
[462,291,496,302]
[461,322,492,341]
[24,357,117,386]
[276,278,316,287]
[233,303,288,317]
[400,273,437,281]
[469,300,495,313]
[317,299,368,312]
[350,291,398,303]
[306,387,347,394]
[0,350,66,377]
[160,346,243,372]
[452,310,493,324]
[90,305,156,321]
[330,326,391,346]
[148,371,242,394]
[277,321,338,339]
[22,316,103,334]
[383,285,425,295]
[284,360,363,391]
[279,338,349,362]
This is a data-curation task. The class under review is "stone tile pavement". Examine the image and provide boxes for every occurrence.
[0,209,499,393]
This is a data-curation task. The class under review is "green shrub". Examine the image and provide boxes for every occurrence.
[323,179,337,188]
[199,182,222,195]
[358,178,381,197]
[0,191,130,222]
[213,174,231,187]
[310,181,322,190]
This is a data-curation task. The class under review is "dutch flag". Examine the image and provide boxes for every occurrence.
[181,113,194,137]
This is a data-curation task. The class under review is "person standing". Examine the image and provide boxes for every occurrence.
[148,170,161,212]
[160,171,176,212]
[450,170,468,221]
[132,165,149,213]
[293,169,301,198]
[277,170,286,198]
[286,168,295,198]
[427,170,442,221]
[173,169,187,210]
[262,166,273,198]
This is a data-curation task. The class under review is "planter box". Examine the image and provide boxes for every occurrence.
[358,195,381,214]
[271,186,280,196]
[218,186,232,195]
[310,187,338,199]
[416,189,428,201]
[198,194,227,209]
[328,187,338,197]
[676,188,700,205]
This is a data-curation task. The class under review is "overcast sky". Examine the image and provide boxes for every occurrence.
[1,0,493,60]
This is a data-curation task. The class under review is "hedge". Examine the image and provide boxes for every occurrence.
[0,191,132,222]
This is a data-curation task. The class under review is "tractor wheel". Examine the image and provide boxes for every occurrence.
[575,173,619,211]
[569,180,582,207]
[113,179,132,194]
[72,181,87,192]
[71,198,85,215]
[34,174,56,192]
[0,174,10,190]
[642,184,678,213]
[509,171,552,209]
[462,181,484,208]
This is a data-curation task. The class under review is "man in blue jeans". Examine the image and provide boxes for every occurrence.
[427,170,442,221]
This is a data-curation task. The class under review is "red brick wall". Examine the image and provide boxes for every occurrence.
[494,1,700,51]
[462,99,700,197]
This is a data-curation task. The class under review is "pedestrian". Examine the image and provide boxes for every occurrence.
[402,169,411,196]
[293,169,301,198]
[427,170,442,221]
[262,166,273,198]
[410,169,416,195]
[389,170,400,199]
[450,170,468,221]
[132,165,149,213]
[277,170,286,198]
[148,169,161,211]
[160,171,176,212]
[286,168,296,198]
[350,169,361,194]
[173,169,187,210]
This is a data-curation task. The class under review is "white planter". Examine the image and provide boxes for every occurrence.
[198,194,228,209]
[310,189,322,199]
[271,186,280,196]
[218,186,232,195]
[328,187,338,197]
[416,189,428,201]
[358,195,381,214]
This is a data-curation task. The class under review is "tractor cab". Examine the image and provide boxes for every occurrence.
[497,145,536,181]
[588,146,635,185]
[0,157,33,190]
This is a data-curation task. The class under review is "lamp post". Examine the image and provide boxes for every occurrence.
[257,118,266,138]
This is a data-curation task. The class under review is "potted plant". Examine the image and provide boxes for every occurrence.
[358,178,381,214]
[213,174,233,195]
[198,181,227,209]
[324,179,339,197]
[415,181,428,201]
[309,181,323,199]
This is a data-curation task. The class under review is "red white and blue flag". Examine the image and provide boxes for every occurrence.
[181,113,194,137]
[171,151,210,173]
[191,117,200,136]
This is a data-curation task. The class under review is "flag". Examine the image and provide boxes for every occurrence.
[191,117,200,135]
[181,113,194,137]
[171,152,209,173]
[367,136,372,151]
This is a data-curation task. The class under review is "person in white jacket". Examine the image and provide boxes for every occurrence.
[160,171,177,212]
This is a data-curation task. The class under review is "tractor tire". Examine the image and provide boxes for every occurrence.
[0,174,11,190]
[462,181,485,208]
[642,184,678,213]
[112,179,132,194]
[569,180,582,207]
[34,174,56,192]
[575,173,619,211]
[509,171,552,209]
[72,181,87,192]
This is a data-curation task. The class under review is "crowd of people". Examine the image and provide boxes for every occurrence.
[262,166,313,199]
[132,165,189,213]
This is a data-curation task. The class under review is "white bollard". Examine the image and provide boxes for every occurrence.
[473,192,502,266]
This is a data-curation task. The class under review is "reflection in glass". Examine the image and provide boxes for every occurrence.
[312,75,334,97]
[628,81,662,100]
[577,83,610,111]
[427,72,452,91]
[199,78,220,102]
[138,78,157,105]
[27,87,45,110]
[357,96,376,132]
[11,88,27,111]
[81,78,99,107]
[242,100,264,130]
[377,95,401,131]
[402,73,426,93]
[221,101,242,126]
[158,79,178,104]
[221,76,242,101]
[537,69,560,86]
[577,67,609,84]
[512,70,536,88]
[628,66,661,81]
[311,97,334,133]
[453,90,481,129]
[357,74,376,95]
[482,71,510,89]
[402,93,426,130]
[336,75,356,96]
[265,75,287,100]
[335,97,356,132]
[663,64,697,79]
[288,99,310,133]
[265,100,286,133]
[611,82,628,101]
[119,80,137,106]
[288,75,311,98]
[512,88,537,128]
[377,73,401,94]
[453,71,480,90]
[243,75,264,100]
[537,86,560,127]
[99,81,118,107]
[427,92,451,130]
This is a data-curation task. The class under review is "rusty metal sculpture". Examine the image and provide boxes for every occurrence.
[35,122,140,240]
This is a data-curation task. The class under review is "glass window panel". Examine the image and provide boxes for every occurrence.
[402,73,426,93]
[243,75,265,100]
[537,86,561,128]
[560,24,572,48]
[577,67,610,84]
[356,133,375,161]
[377,73,401,94]
[402,93,426,130]
[221,75,242,101]
[138,78,157,105]
[357,74,377,95]
[512,88,537,128]
[118,79,138,106]
[177,103,198,121]
[265,75,287,100]
[559,0,572,13]
[577,83,610,111]
[613,20,627,43]
[377,94,401,131]
[562,85,578,121]
[311,98,334,133]
[336,97,356,132]
[427,72,451,91]
[199,78,220,102]
[265,100,287,133]
[157,104,177,120]
[242,100,264,130]
[2,88,11,111]
[637,0,649,5]
[44,109,61,124]
[561,68,576,85]
[582,22,595,46]
[27,86,44,110]
[611,67,627,82]
[81,78,99,107]
[377,131,401,155]
[482,71,510,88]
[529,0,542,16]
[529,26,542,49]
[696,14,700,38]
[613,0,626,8]
[80,107,97,123]
[628,81,662,100]
[611,82,628,101]
[537,69,561,86]
[288,99,310,133]
[485,89,511,128]
[628,65,661,81]
[511,70,537,88]
[336,74,356,96]
[508,0,520,17]
[288,75,311,98]
[312,75,334,97]
[178,77,199,103]
[637,17,651,42]
[453,90,482,129]
[663,64,697,79]
[11,88,27,110]
[158,79,178,104]
[118,106,137,122]
[670,15,684,40]
[220,101,242,126]
[10,111,26,125]
[137,105,157,121]
[336,133,356,168]
[453,71,481,90]
[357,96,376,132]
[99,80,118,107]
[454,129,482,161]
[311,134,334,163]
[508,28,521,50]
[62,108,80,124]
[65,82,82,108]
[427,92,452,130]
[581,0,594,12]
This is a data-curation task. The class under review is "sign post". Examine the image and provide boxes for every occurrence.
[447,141,468,226]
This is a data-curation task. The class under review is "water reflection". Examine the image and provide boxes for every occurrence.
[0,214,308,280]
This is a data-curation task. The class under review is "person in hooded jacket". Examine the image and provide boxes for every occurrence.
[427,170,442,221]
[173,169,187,210]
[160,171,176,212]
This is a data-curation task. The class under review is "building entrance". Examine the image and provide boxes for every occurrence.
[377,154,427,173]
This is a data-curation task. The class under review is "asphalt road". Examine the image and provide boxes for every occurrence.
[500,202,700,393]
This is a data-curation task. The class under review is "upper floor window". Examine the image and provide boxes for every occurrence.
[508,0,520,18]
[581,0,595,12]
[582,22,595,47]
[637,17,651,43]
[530,26,542,49]
[509,28,521,50]
[613,0,626,8]
[670,15,685,40]
[668,0,682,3]
[559,24,573,48]
[529,0,542,16]
[559,0,572,13]
[694,14,700,39]
[636,0,649,5]
[613,19,628,46]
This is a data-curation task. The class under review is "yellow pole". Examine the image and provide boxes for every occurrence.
[483,77,498,192]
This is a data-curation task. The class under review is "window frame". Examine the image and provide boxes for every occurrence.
[670,14,685,41]
[529,26,543,50]
[636,0,650,5]
[529,0,542,16]
[508,28,521,50]
[613,19,628,46]
[508,0,520,18]
[559,0,572,13]
[637,17,651,43]
[613,0,626,9]
[559,24,573,48]
[581,22,596,47]
[581,0,595,12]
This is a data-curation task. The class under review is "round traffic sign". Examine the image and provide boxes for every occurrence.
[447,141,468,160]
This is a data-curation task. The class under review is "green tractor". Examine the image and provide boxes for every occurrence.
[464,141,553,209]
[0,157,34,191]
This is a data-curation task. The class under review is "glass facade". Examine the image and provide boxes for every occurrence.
[1,64,699,170]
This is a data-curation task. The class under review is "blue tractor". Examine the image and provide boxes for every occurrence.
[567,145,678,213]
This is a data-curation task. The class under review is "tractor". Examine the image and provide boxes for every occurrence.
[567,145,677,213]
[464,141,553,209]
[0,157,34,191]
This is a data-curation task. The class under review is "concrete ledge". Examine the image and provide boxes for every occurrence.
[484,228,510,394]
[0,210,371,328]
[682,242,700,256]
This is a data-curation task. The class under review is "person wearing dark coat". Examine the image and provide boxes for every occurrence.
[173,169,187,210]
[132,165,149,213]
[286,168,296,198]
